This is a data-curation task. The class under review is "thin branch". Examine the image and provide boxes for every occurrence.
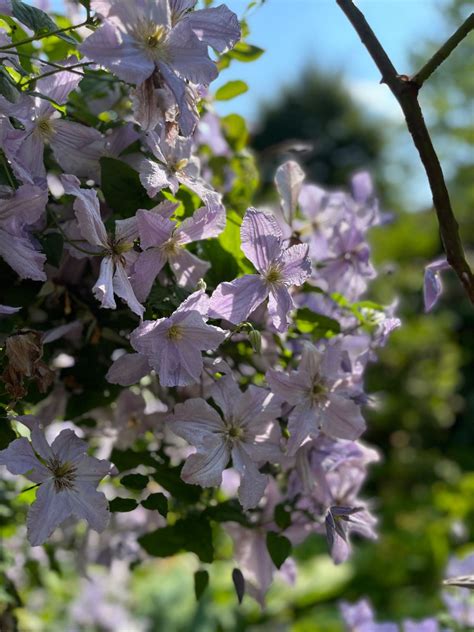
[412,12,474,87]
[0,19,90,52]
[21,62,93,87]
[336,0,474,305]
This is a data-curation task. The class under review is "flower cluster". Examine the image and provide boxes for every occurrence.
[0,0,403,615]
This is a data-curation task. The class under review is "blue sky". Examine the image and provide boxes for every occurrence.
[213,0,448,124]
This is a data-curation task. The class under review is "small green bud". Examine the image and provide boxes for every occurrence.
[248,329,262,354]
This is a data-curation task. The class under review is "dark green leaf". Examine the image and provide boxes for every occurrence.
[138,516,214,563]
[100,157,153,217]
[0,67,21,104]
[232,568,245,604]
[11,1,77,44]
[109,498,138,513]
[120,473,149,490]
[266,532,291,569]
[40,233,63,268]
[0,416,16,450]
[141,492,168,517]
[274,504,292,530]
[110,448,159,472]
[215,80,248,101]
[194,570,209,600]
[152,464,202,503]
[204,500,251,526]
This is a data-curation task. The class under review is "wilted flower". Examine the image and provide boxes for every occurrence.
[209,208,311,332]
[0,420,112,545]
[61,175,144,317]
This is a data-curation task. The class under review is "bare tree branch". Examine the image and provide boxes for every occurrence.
[412,13,474,87]
[336,0,474,305]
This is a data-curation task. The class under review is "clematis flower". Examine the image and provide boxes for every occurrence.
[340,599,398,632]
[209,208,311,332]
[0,184,48,281]
[266,342,366,454]
[274,160,305,224]
[61,175,144,317]
[423,258,450,312]
[0,1,11,15]
[1,65,103,182]
[130,289,225,386]
[131,202,225,300]
[325,505,377,564]
[0,420,112,546]
[168,374,282,508]
[139,126,223,208]
[81,0,238,135]
[0,304,20,316]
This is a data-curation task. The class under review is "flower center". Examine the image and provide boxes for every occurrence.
[172,158,189,173]
[310,379,327,404]
[226,424,244,441]
[162,236,181,257]
[265,264,283,285]
[47,456,77,492]
[36,117,54,140]
[167,324,183,341]
[139,23,170,61]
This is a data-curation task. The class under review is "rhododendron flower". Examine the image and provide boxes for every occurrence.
[209,208,311,332]
[132,203,224,300]
[130,290,225,386]
[0,422,112,546]
[266,342,366,454]
[0,184,48,281]
[168,374,282,508]
[61,175,144,317]
[1,66,103,181]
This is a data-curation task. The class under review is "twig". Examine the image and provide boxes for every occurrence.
[336,0,474,304]
[21,62,93,88]
[0,19,90,52]
[412,13,474,87]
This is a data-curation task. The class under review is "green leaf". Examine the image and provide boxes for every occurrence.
[221,114,248,152]
[100,157,153,217]
[0,67,21,103]
[40,233,63,268]
[152,464,202,503]
[266,532,291,569]
[274,504,292,530]
[204,500,251,526]
[141,493,168,517]
[228,42,264,63]
[0,417,16,450]
[194,570,209,600]
[120,473,149,490]
[294,308,341,337]
[109,448,159,472]
[138,516,214,563]
[109,498,138,513]
[11,1,77,44]
[215,80,248,101]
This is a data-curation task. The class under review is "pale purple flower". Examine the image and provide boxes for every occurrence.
[112,389,165,449]
[61,175,144,317]
[209,208,311,332]
[139,127,222,208]
[132,202,225,300]
[0,184,48,281]
[423,258,450,312]
[340,599,398,632]
[195,111,230,157]
[403,620,439,632]
[442,553,474,627]
[130,289,225,386]
[106,352,151,386]
[274,160,305,224]
[266,342,366,454]
[0,421,112,546]
[81,0,236,135]
[168,374,282,508]
[1,66,103,181]
[0,1,11,15]
[0,304,20,316]
[325,504,377,564]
